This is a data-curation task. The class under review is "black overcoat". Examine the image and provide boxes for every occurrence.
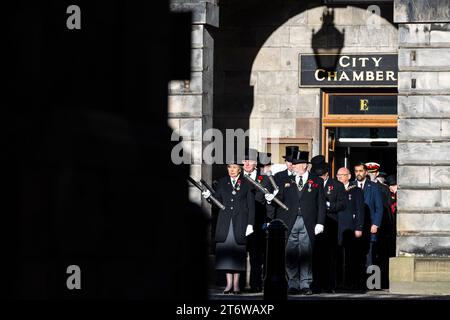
[270,173,326,247]
[214,174,255,245]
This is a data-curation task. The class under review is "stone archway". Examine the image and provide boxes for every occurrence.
[248,4,398,158]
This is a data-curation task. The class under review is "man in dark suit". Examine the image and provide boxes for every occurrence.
[366,162,394,289]
[266,150,326,295]
[336,167,365,290]
[241,148,270,293]
[354,163,383,270]
[273,146,298,184]
[310,156,346,293]
[271,146,298,222]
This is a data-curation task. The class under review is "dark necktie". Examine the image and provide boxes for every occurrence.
[298,176,303,190]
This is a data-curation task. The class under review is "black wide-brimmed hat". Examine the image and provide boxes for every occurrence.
[257,152,272,166]
[290,150,310,164]
[282,146,299,162]
[386,174,397,186]
[310,155,328,175]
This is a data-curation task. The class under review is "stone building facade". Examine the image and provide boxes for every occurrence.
[392,0,450,294]
[170,0,450,294]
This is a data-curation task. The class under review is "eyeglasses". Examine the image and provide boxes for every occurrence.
[336,174,350,176]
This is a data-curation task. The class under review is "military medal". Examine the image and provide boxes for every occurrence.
[349,194,352,200]
[327,185,334,195]
[232,190,236,195]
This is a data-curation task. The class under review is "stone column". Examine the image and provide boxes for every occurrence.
[392,0,450,294]
[169,0,219,209]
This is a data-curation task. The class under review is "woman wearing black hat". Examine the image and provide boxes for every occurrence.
[202,162,255,294]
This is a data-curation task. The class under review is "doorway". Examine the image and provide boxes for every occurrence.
[321,91,398,177]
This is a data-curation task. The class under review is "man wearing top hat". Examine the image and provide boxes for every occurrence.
[310,155,346,293]
[265,150,326,295]
[257,152,273,175]
[273,146,298,183]
[241,148,270,293]
[270,146,298,221]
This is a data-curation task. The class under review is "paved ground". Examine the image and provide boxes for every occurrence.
[209,288,450,300]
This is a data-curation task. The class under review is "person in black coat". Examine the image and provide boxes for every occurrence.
[203,162,255,294]
[354,163,383,271]
[266,150,326,295]
[271,146,298,221]
[241,149,270,293]
[310,156,346,293]
[273,146,298,184]
[336,167,366,290]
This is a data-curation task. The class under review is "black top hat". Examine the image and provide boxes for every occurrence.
[243,148,258,161]
[257,152,272,166]
[313,163,329,176]
[290,150,310,164]
[310,155,326,166]
[310,155,328,175]
[386,174,397,186]
[282,146,299,162]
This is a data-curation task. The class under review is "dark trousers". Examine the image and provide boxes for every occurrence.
[285,216,312,290]
[366,240,378,268]
[378,233,395,289]
[337,231,367,290]
[313,216,338,291]
[247,231,265,289]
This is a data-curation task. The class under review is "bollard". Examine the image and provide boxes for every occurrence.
[263,219,288,301]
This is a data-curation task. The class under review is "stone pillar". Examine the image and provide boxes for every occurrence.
[392,0,450,294]
[169,0,219,210]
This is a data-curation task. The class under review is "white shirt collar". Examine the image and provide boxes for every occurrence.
[230,175,240,183]
[295,171,309,183]
[357,178,366,189]
[344,182,350,190]
[244,169,257,180]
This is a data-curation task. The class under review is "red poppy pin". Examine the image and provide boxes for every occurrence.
[307,179,316,192]
[327,185,334,194]
[257,175,264,183]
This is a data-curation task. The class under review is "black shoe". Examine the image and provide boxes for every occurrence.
[249,287,262,293]
[301,288,313,295]
[233,290,241,295]
[223,288,233,294]
[287,288,300,295]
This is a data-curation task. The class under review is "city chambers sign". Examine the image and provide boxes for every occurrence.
[299,53,398,87]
